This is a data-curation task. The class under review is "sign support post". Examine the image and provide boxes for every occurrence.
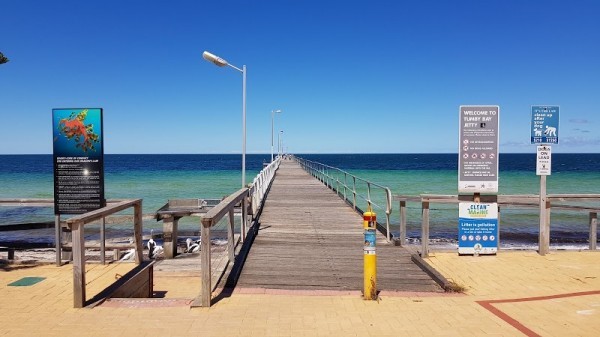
[531,106,559,256]
[539,175,548,255]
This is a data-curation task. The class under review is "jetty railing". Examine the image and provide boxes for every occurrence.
[194,157,280,307]
[0,198,143,266]
[294,156,394,241]
[250,157,280,217]
[64,199,144,308]
[198,187,249,307]
[394,194,600,257]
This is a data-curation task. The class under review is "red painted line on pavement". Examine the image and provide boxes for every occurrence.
[477,290,600,337]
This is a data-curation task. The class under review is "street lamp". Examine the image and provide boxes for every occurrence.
[271,109,282,162]
[202,51,247,187]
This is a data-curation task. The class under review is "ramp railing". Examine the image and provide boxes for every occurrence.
[294,156,394,241]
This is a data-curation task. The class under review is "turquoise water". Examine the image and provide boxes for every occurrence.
[1,154,599,248]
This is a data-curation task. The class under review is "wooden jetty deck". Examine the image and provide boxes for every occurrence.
[237,160,442,293]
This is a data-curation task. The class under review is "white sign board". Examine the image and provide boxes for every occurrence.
[458,105,499,194]
[536,145,551,176]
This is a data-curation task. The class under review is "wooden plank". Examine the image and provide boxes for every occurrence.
[134,201,143,264]
[228,209,235,261]
[72,222,86,308]
[65,199,140,228]
[200,223,211,307]
[421,202,430,258]
[162,216,178,259]
[201,188,248,227]
[399,200,406,246]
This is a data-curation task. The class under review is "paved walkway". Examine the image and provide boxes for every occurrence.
[2,251,600,336]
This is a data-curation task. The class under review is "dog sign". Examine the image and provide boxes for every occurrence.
[531,106,559,144]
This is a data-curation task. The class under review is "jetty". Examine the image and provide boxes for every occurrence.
[236,159,440,292]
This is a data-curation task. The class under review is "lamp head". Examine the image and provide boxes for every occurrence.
[273,109,282,114]
[203,51,228,67]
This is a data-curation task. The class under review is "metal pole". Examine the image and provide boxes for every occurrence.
[539,175,548,255]
[271,110,274,162]
[100,217,106,265]
[55,214,61,266]
[242,65,247,188]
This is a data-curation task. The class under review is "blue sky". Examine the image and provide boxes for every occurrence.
[1,0,599,154]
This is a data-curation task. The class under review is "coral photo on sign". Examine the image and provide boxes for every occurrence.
[52,108,105,215]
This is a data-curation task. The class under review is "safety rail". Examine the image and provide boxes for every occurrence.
[64,199,144,308]
[394,194,600,257]
[198,188,249,307]
[294,156,394,241]
[195,158,280,307]
[0,198,138,266]
[250,156,281,216]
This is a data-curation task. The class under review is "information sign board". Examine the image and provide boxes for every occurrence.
[458,105,499,193]
[52,108,105,215]
[531,105,559,144]
[536,145,551,175]
[458,202,498,255]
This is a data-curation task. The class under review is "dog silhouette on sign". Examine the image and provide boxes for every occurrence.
[544,125,557,136]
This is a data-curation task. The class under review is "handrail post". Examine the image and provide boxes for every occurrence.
[241,194,248,242]
[72,221,86,308]
[385,189,392,242]
[343,173,347,202]
[352,177,357,210]
[228,209,235,261]
[134,201,144,264]
[367,182,372,210]
[590,212,598,250]
[385,211,391,242]
[421,201,430,258]
[201,221,211,307]
[399,200,406,247]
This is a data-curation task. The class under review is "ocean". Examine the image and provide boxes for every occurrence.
[1,153,599,249]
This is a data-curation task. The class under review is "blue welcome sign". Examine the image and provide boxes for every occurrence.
[531,105,559,144]
[458,202,498,255]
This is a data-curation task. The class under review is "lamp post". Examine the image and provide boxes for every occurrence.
[278,130,284,158]
[202,51,247,187]
[271,109,282,162]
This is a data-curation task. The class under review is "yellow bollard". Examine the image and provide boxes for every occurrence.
[363,210,377,300]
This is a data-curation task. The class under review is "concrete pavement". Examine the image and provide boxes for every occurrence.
[1,251,599,336]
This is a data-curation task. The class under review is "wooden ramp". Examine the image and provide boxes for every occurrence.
[237,160,442,293]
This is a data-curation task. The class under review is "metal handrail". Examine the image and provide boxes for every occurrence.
[294,156,394,241]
